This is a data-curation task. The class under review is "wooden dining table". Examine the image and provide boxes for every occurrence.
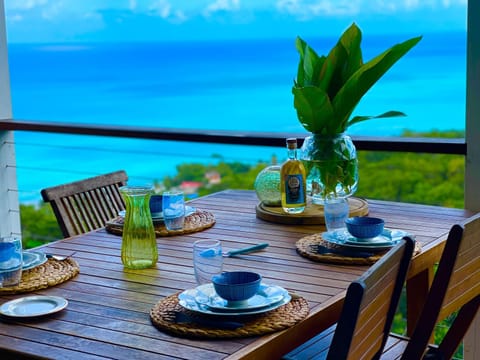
[0,190,473,359]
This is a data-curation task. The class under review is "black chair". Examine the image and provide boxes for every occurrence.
[283,236,415,360]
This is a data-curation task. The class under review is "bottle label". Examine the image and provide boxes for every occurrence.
[285,174,305,204]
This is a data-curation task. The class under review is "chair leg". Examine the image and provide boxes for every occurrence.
[427,295,480,360]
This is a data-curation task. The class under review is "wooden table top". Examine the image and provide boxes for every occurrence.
[0,190,473,359]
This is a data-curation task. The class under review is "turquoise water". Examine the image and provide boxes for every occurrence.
[7,32,466,203]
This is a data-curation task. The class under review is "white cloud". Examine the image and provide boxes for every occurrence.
[40,1,63,20]
[203,0,241,17]
[276,0,361,19]
[276,0,467,18]
[148,0,172,18]
[6,0,48,10]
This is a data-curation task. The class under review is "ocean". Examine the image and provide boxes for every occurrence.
[7,32,466,203]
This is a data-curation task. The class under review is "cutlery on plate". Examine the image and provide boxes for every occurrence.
[200,243,269,258]
[309,244,374,258]
[174,311,244,330]
[46,252,76,261]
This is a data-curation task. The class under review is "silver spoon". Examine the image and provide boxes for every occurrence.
[46,252,76,261]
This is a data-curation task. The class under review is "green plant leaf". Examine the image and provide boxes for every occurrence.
[323,38,348,98]
[339,23,363,83]
[347,111,407,128]
[295,36,325,86]
[292,86,334,134]
[333,35,422,129]
[321,23,363,98]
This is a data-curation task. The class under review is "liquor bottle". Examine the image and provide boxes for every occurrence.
[281,138,306,214]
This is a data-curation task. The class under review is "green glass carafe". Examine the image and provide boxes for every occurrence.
[119,186,158,269]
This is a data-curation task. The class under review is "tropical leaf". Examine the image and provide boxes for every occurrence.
[295,36,325,86]
[292,86,334,134]
[347,111,407,128]
[293,23,421,134]
[339,23,363,83]
[332,35,422,128]
[323,41,348,98]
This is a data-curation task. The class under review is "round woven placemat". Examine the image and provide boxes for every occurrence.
[0,258,80,295]
[105,210,216,237]
[150,292,309,339]
[296,233,422,265]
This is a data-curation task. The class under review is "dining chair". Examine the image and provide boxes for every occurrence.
[41,170,128,238]
[382,213,480,360]
[283,236,415,360]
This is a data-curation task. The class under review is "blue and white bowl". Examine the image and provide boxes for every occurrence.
[345,216,385,239]
[211,271,262,305]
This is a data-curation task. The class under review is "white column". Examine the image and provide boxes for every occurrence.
[464,1,480,359]
[0,0,20,238]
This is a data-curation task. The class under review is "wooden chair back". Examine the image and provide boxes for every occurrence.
[400,213,480,359]
[41,170,128,238]
[326,236,415,360]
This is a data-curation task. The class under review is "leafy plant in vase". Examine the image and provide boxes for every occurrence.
[293,23,421,203]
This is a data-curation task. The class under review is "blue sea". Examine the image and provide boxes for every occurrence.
[7,32,466,203]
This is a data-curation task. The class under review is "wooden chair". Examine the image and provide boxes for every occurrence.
[41,170,128,238]
[382,213,480,360]
[283,236,415,360]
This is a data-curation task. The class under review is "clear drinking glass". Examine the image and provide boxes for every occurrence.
[0,236,23,287]
[193,239,223,285]
[324,198,350,233]
[162,190,185,231]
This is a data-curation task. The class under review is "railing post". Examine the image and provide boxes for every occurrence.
[464,1,480,359]
[0,0,20,238]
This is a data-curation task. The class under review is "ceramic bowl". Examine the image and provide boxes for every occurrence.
[345,216,385,239]
[211,271,262,304]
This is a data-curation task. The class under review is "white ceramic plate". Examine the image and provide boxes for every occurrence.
[0,295,68,317]
[22,251,48,270]
[118,205,196,221]
[178,283,291,316]
[322,229,413,252]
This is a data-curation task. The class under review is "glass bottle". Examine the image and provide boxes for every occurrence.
[119,186,158,269]
[281,138,307,214]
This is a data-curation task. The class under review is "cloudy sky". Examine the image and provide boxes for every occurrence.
[5,0,467,43]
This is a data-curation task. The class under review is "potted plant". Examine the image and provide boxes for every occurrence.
[293,23,421,203]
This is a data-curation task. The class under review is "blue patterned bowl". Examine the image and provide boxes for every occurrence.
[345,217,385,239]
[211,271,262,303]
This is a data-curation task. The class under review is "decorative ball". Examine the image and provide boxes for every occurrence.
[254,165,281,206]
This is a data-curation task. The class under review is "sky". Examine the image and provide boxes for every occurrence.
[4,0,467,43]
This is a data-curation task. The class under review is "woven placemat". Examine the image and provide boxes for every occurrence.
[150,292,309,339]
[0,258,80,295]
[105,210,216,237]
[296,233,422,265]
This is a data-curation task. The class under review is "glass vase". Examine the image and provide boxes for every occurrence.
[119,185,158,269]
[300,133,358,204]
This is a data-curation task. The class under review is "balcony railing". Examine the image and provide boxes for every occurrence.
[0,119,467,155]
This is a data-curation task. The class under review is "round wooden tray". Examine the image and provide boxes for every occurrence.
[255,197,368,225]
